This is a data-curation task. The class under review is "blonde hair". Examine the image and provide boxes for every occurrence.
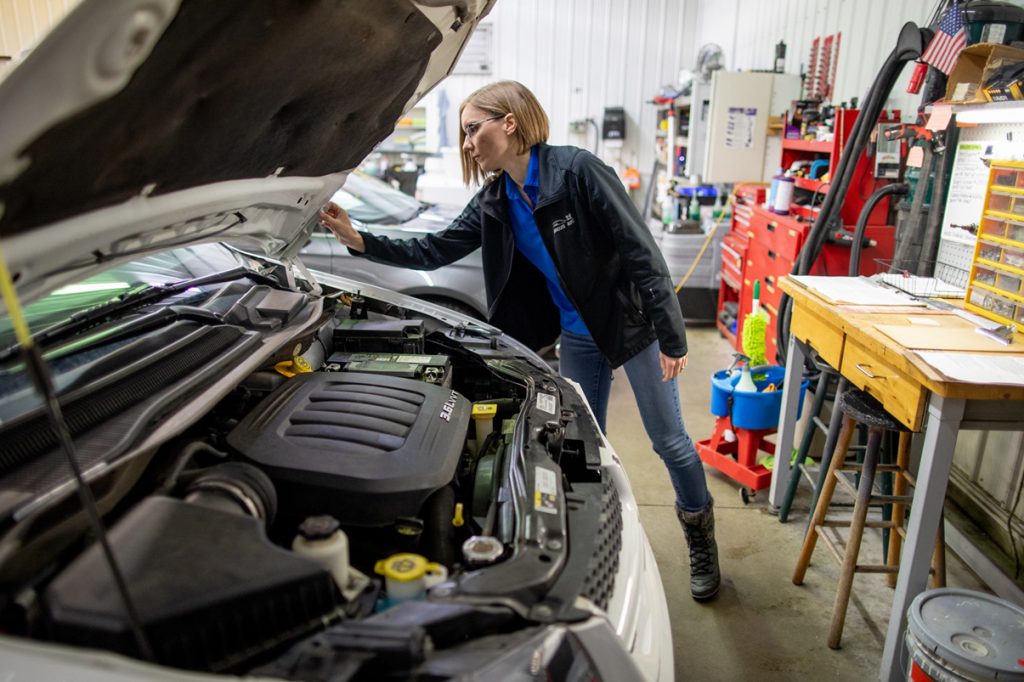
[459,81,550,186]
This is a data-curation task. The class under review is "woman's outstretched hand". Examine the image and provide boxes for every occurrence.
[319,202,365,253]
[659,352,688,382]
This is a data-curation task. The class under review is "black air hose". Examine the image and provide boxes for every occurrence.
[800,23,929,275]
[776,22,931,362]
[848,183,909,276]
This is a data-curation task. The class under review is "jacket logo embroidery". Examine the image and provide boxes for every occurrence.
[552,213,576,234]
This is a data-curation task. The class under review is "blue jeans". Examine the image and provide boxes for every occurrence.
[559,330,711,512]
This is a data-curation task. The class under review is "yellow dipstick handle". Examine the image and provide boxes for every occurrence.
[0,240,33,348]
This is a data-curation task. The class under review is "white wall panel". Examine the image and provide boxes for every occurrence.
[695,0,939,118]
[0,0,78,79]
[440,0,700,182]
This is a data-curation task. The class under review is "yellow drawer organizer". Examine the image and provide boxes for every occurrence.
[965,160,1024,331]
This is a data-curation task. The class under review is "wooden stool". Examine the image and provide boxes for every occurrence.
[791,389,946,649]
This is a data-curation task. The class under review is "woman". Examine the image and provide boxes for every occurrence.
[320,81,721,600]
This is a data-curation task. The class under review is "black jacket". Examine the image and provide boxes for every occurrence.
[357,143,687,367]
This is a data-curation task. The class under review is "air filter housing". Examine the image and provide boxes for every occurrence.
[44,496,336,670]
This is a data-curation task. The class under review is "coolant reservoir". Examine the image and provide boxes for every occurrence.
[374,553,447,601]
[292,515,349,592]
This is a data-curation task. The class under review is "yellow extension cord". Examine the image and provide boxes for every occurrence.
[674,196,734,293]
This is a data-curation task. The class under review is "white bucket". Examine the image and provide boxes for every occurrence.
[904,588,1024,681]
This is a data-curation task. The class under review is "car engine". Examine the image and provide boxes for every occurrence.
[0,280,619,678]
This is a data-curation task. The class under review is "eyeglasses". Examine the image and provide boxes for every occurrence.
[462,114,504,139]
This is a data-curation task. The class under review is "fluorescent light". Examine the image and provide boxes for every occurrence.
[954,101,1024,124]
[51,281,131,295]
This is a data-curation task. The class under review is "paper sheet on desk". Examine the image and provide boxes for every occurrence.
[915,352,1024,386]
[789,276,924,306]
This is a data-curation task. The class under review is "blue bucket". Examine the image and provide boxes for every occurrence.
[710,366,809,430]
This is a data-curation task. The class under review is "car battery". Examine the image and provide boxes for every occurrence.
[325,352,452,387]
[332,318,425,354]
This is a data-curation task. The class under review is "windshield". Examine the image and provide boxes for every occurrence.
[332,171,422,225]
[0,244,244,350]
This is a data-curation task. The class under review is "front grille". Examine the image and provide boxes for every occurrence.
[581,474,622,610]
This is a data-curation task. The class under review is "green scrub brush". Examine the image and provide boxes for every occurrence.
[742,280,768,379]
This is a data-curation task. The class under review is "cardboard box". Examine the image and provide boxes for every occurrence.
[945,43,1024,104]
[982,61,1024,101]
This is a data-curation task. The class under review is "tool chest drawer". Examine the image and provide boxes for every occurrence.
[721,231,748,282]
[746,239,794,287]
[733,201,754,229]
[758,272,785,311]
[766,215,807,263]
[748,205,806,263]
[839,337,926,430]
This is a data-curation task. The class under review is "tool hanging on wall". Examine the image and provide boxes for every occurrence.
[887,109,956,275]
[804,33,841,101]
[806,38,821,99]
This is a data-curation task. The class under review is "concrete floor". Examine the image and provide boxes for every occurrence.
[604,325,985,682]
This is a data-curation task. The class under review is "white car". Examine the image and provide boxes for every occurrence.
[0,1,672,680]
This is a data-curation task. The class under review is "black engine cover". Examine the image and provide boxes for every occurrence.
[228,372,470,526]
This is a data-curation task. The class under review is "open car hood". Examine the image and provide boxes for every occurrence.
[0,0,491,308]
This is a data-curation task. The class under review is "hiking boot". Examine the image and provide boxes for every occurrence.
[676,497,721,601]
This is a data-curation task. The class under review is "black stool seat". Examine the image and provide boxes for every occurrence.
[838,390,908,432]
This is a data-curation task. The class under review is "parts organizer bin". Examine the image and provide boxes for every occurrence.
[965,160,1024,331]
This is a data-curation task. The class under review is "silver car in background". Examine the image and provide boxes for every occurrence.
[302,171,487,319]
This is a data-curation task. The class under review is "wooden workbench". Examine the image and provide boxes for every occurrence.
[769,276,1024,682]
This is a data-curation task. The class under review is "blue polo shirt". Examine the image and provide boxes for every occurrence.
[504,147,589,335]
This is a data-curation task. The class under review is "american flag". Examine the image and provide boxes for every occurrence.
[921,5,967,75]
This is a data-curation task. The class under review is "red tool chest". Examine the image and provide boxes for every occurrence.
[716,109,901,361]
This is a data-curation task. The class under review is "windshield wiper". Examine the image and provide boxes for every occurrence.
[0,266,279,363]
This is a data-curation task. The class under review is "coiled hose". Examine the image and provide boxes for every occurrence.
[848,183,909,276]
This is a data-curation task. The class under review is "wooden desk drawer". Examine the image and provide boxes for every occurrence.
[839,337,926,431]
[790,303,844,369]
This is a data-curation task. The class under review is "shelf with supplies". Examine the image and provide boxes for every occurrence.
[779,108,899,227]
[380,104,432,154]
[965,160,1024,331]
[781,138,833,153]
[793,176,828,193]
[951,99,1024,125]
